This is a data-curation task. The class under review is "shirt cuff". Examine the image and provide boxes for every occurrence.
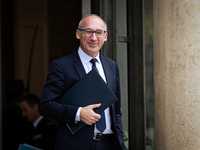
[75,107,82,122]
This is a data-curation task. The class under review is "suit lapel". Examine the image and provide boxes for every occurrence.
[100,55,115,113]
[72,51,86,79]
[100,55,112,87]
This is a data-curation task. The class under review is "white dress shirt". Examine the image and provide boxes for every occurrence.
[76,47,113,134]
[33,116,43,128]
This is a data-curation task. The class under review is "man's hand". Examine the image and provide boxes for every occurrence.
[80,103,101,125]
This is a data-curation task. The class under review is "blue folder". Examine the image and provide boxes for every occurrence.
[18,143,43,150]
[59,69,118,135]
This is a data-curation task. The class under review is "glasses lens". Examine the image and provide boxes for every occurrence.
[95,30,104,37]
[84,29,93,36]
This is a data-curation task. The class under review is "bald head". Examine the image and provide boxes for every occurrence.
[78,14,107,31]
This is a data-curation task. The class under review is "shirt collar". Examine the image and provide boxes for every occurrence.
[78,47,100,64]
[33,116,43,128]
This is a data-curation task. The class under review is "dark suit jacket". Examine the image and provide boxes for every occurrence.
[2,105,31,150]
[39,50,126,150]
[25,117,57,150]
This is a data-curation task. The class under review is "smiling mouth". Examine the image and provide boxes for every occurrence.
[88,42,98,47]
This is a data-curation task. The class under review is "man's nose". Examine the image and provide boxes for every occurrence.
[90,32,97,40]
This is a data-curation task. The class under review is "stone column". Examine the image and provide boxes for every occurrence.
[154,0,200,149]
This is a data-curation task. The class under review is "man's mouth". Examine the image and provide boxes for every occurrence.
[88,42,98,46]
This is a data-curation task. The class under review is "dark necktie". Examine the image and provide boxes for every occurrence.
[90,58,106,133]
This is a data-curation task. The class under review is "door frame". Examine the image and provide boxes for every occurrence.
[92,0,146,149]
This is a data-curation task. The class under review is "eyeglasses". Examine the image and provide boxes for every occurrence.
[79,28,106,38]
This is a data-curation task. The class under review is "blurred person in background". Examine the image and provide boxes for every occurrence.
[2,80,31,150]
[20,94,57,150]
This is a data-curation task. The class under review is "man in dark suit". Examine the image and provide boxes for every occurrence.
[39,14,127,150]
[20,94,57,150]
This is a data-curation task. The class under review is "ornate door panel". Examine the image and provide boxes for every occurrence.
[14,0,48,97]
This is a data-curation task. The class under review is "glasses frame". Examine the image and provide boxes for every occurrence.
[79,28,107,38]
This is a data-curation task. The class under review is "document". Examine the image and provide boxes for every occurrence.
[59,69,118,135]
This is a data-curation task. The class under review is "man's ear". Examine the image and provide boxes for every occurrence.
[76,30,81,39]
[104,32,108,41]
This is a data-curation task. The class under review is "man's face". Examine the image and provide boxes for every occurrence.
[20,100,38,122]
[76,16,107,57]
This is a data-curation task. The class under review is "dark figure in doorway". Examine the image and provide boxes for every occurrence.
[2,80,31,150]
[20,94,57,150]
